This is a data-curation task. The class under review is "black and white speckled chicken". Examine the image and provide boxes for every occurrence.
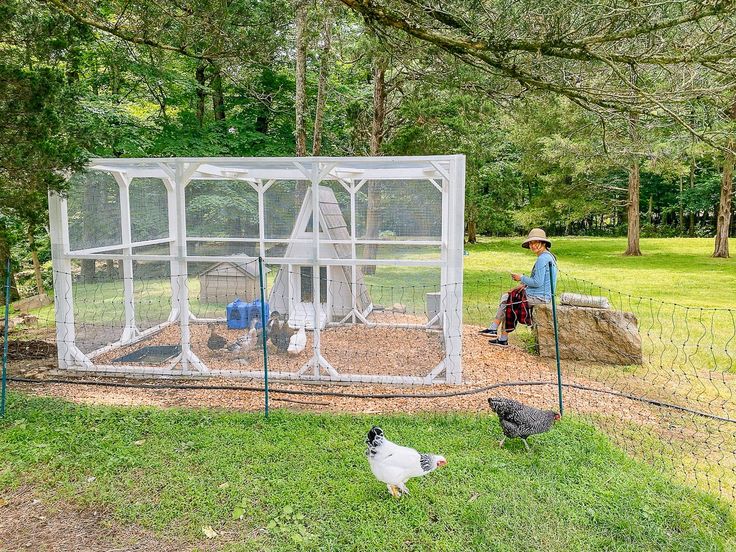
[227,317,260,354]
[365,426,447,497]
[488,397,560,451]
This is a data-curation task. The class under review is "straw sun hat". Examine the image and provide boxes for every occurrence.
[521,228,552,249]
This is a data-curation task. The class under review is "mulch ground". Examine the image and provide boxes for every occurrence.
[5,323,654,427]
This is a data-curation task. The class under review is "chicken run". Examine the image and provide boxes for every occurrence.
[48,156,466,385]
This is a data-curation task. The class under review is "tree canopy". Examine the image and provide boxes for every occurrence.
[0,0,734,298]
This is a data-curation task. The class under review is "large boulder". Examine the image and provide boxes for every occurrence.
[533,303,642,365]
[13,293,51,312]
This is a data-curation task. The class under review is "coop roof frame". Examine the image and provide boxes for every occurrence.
[48,155,466,385]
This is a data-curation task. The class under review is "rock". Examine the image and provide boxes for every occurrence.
[533,304,642,365]
[560,292,610,309]
[12,293,51,313]
[392,303,406,314]
[21,314,39,325]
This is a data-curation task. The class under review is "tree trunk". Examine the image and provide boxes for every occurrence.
[713,102,736,258]
[363,61,387,276]
[311,20,331,156]
[28,227,45,296]
[255,69,274,134]
[110,58,120,96]
[713,152,733,257]
[624,77,642,256]
[467,219,477,244]
[211,66,225,121]
[195,62,207,126]
[625,159,642,256]
[678,175,684,234]
[294,0,308,156]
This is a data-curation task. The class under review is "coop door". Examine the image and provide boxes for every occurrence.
[300,266,327,303]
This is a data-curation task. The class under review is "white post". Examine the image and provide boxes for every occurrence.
[113,172,137,343]
[350,179,357,323]
[311,162,322,376]
[442,155,466,384]
[163,177,180,322]
[48,191,74,369]
[173,162,206,372]
[258,180,266,259]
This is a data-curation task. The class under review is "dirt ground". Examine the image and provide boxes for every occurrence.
[0,486,234,552]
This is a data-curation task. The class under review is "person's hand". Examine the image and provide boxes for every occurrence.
[511,273,522,282]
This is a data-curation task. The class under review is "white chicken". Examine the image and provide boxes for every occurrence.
[287,325,307,355]
[365,426,447,497]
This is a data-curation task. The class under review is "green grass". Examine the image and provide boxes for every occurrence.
[25,236,734,325]
[464,237,736,309]
[1,393,734,551]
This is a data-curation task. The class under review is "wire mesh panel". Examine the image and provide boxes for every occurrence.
[355,179,443,242]
[67,171,122,252]
[264,180,307,241]
[68,260,126,355]
[129,178,169,243]
[186,179,259,257]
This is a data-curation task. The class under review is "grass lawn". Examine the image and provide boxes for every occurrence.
[1,393,735,551]
[463,237,736,309]
[24,236,735,327]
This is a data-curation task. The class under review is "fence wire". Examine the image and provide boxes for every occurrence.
[1,259,735,505]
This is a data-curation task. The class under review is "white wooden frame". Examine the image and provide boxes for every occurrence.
[48,156,465,385]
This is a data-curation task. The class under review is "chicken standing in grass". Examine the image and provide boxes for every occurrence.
[365,426,447,497]
[488,397,560,451]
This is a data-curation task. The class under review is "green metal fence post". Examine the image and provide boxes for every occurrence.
[1,257,11,417]
[258,257,269,418]
[549,261,563,416]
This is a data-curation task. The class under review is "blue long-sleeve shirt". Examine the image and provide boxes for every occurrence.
[521,251,558,300]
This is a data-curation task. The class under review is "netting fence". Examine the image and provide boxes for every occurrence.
[2,258,735,505]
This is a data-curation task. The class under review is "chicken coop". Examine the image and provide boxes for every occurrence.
[198,259,265,304]
[48,156,466,384]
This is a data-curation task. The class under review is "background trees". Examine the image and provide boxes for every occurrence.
[1,0,734,299]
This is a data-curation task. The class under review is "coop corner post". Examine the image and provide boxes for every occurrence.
[258,256,269,417]
[48,190,73,370]
[443,154,466,384]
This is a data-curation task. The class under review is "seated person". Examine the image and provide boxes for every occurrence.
[480,228,558,346]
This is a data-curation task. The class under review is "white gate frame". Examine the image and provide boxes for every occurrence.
[48,156,466,384]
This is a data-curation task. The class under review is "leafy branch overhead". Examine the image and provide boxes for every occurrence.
[337,0,736,139]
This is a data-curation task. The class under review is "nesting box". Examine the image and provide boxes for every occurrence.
[198,260,267,304]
